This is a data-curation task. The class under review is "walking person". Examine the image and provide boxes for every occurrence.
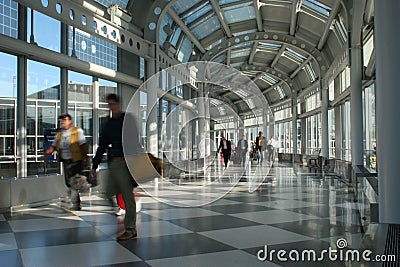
[44,113,89,211]
[91,94,141,241]
[216,136,231,169]
[237,135,248,167]
[267,136,278,162]
[255,131,267,165]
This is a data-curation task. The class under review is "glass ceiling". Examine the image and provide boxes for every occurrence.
[181,1,212,24]
[302,0,332,18]
[221,1,256,24]
[94,0,129,9]
[172,0,204,15]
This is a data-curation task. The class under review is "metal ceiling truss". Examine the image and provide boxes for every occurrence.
[16,0,152,59]
[209,0,232,38]
[202,32,330,77]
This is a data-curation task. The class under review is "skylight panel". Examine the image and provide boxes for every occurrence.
[275,85,286,99]
[221,1,256,24]
[219,0,242,5]
[257,42,281,53]
[303,63,317,82]
[205,38,225,50]
[262,74,278,85]
[94,0,129,9]
[231,48,251,58]
[181,1,213,24]
[302,0,331,17]
[285,47,307,63]
[172,0,203,15]
[232,29,257,37]
[189,14,221,40]
[236,89,250,98]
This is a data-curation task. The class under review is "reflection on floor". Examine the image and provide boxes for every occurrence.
[0,163,388,267]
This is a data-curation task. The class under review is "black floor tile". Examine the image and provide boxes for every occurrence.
[95,261,151,267]
[223,195,284,203]
[168,214,261,232]
[203,203,273,214]
[0,250,23,267]
[119,233,235,260]
[286,206,360,218]
[0,221,12,233]
[80,214,122,226]
[14,227,112,249]
[270,219,362,239]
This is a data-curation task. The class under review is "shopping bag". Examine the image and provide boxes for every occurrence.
[125,153,163,184]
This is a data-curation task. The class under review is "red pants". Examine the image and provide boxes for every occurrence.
[117,191,140,210]
[117,194,125,209]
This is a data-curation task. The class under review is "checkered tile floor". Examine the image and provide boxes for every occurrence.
[0,164,385,266]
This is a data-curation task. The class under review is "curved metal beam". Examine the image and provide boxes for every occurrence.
[241,65,301,93]
[201,32,330,77]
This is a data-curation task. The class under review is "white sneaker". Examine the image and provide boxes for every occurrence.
[115,208,126,216]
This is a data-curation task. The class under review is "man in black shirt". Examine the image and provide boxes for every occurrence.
[92,94,141,241]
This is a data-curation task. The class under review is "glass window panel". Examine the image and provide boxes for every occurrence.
[159,13,172,46]
[75,109,93,136]
[27,105,36,136]
[302,0,331,17]
[172,0,203,15]
[27,10,60,52]
[38,106,56,136]
[69,28,117,70]
[4,137,14,156]
[275,85,285,99]
[94,0,129,9]
[329,79,334,101]
[99,79,117,103]
[0,52,17,98]
[363,34,374,67]
[230,48,251,58]
[262,74,278,84]
[205,38,225,50]
[0,104,15,135]
[219,0,242,5]
[0,0,18,38]
[190,14,220,40]
[170,27,182,47]
[232,29,257,37]
[177,35,194,62]
[181,2,212,24]
[27,60,60,100]
[222,2,256,24]
[68,71,92,102]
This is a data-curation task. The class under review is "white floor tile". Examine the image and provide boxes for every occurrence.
[230,210,318,224]
[147,250,281,267]
[141,208,221,220]
[199,225,313,249]
[136,220,192,238]
[8,217,91,232]
[0,233,18,251]
[20,241,141,267]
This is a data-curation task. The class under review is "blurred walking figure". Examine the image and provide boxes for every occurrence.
[267,136,278,162]
[237,135,248,167]
[92,94,141,241]
[255,131,267,165]
[217,136,231,168]
[44,113,89,211]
